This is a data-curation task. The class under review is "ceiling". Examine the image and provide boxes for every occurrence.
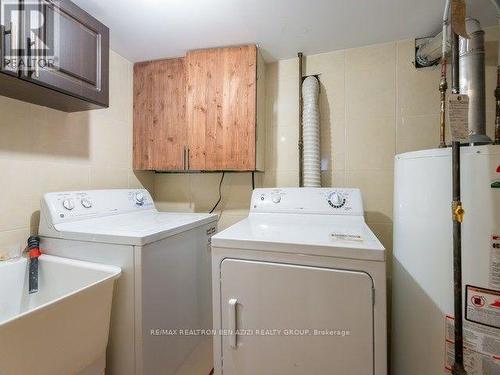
[73,0,498,63]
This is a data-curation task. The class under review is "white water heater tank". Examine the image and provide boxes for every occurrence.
[392,145,500,374]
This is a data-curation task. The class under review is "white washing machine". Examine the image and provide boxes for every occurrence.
[39,189,217,375]
[211,188,387,375]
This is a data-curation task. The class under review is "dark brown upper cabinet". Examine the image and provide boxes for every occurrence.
[0,0,109,112]
[0,0,21,77]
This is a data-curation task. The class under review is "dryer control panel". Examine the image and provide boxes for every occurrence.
[42,189,155,225]
[251,188,364,216]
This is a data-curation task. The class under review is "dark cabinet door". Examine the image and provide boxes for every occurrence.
[21,0,109,107]
[0,0,21,76]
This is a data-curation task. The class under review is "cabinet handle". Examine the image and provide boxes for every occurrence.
[33,6,43,79]
[186,147,190,170]
[183,146,187,170]
[27,37,39,78]
[27,37,32,75]
[4,20,18,53]
[34,34,40,78]
[228,298,238,349]
[26,6,43,78]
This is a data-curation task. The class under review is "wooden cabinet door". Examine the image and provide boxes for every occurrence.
[133,58,187,171]
[186,45,257,171]
[20,0,109,107]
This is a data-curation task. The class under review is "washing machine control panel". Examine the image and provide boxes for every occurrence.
[252,188,364,216]
[43,189,155,224]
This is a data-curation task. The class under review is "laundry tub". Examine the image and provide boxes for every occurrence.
[0,255,121,375]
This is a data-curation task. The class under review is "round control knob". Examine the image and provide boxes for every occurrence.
[81,198,92,209]
[62,199,75,211]
[272,194,282,204]
[135,192,145,206]
[328,192,346,208]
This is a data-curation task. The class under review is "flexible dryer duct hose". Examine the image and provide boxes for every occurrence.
[415,0,451,67]
[302,76,321,187]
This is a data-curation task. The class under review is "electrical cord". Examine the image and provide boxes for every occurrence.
[209,172,226,214]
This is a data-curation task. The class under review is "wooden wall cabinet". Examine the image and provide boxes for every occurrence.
[133,45,265,172]
[134,58,187,171]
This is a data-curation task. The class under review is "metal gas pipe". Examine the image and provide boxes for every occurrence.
[451,28,467,375]
[439,0,451,148]
[298,52,304,186]
[492,0,500,144]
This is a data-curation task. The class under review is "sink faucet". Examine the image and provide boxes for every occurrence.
[27,236,41,294]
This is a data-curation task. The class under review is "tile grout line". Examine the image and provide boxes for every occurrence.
[0,227,31,235]
[394,41,399,157]
[343,50,348,187]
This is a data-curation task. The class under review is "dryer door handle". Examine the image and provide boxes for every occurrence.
[228,298,238,349]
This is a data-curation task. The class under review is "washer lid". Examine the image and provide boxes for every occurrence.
[212,213,385,261]
[47,210,217,246]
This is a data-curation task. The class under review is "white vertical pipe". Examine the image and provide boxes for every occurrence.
[302,76,321,187]
[442,0,451,58]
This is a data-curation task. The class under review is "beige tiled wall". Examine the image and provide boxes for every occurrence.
[264,59,301,187]
[0,51,155,254]
[156,27,498,238]
[262,26,499,268]
[154,172,261,230]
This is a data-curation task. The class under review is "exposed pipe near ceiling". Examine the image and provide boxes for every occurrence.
[298,52,304,186]
[302,76,321,187]
[459,18,491,144]
[416,29,450,67]
[438,0,451,147]
[416,0,451,68]
[438,0,450,148]
[424,0,500,145]
[491,0,500,144]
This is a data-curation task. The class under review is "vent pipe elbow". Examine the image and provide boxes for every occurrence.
[415,0,451,67]
[416,29,451,67]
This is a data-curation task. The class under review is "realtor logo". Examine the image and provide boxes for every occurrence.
[1,0,59,72]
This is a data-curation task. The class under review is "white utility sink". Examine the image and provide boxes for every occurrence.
[0,255,121,375]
